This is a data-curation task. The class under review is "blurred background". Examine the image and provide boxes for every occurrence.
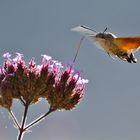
[0,0,140,140]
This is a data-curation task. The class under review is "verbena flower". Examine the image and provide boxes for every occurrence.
[0,53,88,110]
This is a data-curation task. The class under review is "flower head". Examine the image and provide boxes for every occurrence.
[0,53,88,110]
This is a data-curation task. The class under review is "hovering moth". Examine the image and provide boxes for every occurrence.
[72,25,140,63]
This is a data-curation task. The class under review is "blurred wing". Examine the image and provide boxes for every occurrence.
[71,25,98,46]
[113,37,140,52]
[71,25,97,37]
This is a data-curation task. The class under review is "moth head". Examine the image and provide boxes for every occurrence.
[96,32,116,40]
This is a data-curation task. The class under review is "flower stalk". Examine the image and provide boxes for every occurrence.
[9,110,20,129]
[23,107,56,132]
[17,103,29,140]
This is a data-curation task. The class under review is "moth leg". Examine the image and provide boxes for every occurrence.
[129,53,137,63]
[123,53,137,63]
[117,52,137,63]
[106,52,115,59]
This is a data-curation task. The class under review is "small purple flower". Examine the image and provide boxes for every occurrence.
[0,53,88,110]
[0,66,5,83]
[13,52,23,63]
[41,54,52,63]
[46,65,89,110]
[3,52,11,60]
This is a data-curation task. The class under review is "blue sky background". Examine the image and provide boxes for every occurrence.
[0,0,140,140]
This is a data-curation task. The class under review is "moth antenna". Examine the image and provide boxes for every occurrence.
[103,27,107,33]
[80,25,97,33]
[73,36,85,63]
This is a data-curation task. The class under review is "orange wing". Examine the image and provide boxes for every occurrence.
[113,37,140,52]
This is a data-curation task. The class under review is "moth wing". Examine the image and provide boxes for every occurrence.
[71,25,98,47]
[71,25,97,37]
[113,37,140,52]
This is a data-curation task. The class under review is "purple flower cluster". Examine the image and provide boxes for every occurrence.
[0,53,88,110]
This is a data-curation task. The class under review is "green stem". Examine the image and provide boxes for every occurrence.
[24,108,56,131]
[19,96,26,106]
[17,103,29,140]
[9,110,20,130]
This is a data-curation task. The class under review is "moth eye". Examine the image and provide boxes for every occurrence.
[101,35,104,38]
[106,34,114,39]
[96,33,104,39]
